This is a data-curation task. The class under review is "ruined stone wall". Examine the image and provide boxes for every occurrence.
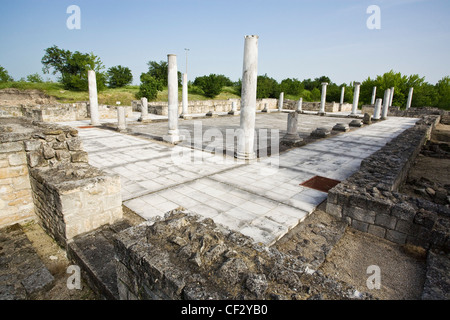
[0,117,123,247]
[113,209,372,300]
[326,116,450,251]
[0,103,132,122]
[132,99,278,115]
[283,100,353,112]
[0,131,34,226]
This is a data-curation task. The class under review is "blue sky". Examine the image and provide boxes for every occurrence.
[1,0,449,85]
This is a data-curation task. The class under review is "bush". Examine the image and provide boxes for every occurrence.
[107,65,133,88]
[26,73,44,83]
[256,74,280,99]
[136,73,163,100]
[0,66,14,82]
[193,74,224,98]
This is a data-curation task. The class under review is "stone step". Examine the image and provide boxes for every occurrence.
[0,223,54,299]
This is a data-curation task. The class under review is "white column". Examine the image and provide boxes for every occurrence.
[340,86,345,105]
[373,98,382,120]
[278,92,284,111]
[371,86,377,105]
[138,97,149,121]
[319,82,328,114]
[351,82,361,115]
[297,98,303,112]
[406,87,414,110]
[117,106,126,131]
[228,100,239,115]
[163,54,182,144]
[236,35,258,160]
[88,70,100,126]
[181,73,188,117]
[388,87,395,107]
[382,88,391,119]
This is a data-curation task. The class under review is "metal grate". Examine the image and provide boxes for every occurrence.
[300,176,341,193]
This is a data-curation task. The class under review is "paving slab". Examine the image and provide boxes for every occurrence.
[66,114,418,245]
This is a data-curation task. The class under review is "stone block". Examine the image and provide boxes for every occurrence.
[8,152,27,166]
[24,140,42,152]
[395,219,413,234]
[385,229,407,244]
[42,145,55,159]
[326,202,342,218]
[351,219,369,232]
[368,224,386,238]
[27,151,47,168]
[71,151,89,163]
[375,214,397,229]
[67,139,83,151]
[348,207,376,224]
[391,202,416,222]
[1,141,23,153]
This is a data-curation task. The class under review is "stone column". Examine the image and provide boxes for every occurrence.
[180,73,190,119]
[163,54,182,144]
[372,98,382,120]
[117,106,126,131]
[88,70,100,126]
[281,112,303,146]
[278,92,284,112]
[138,97,151,122]
[388,87,395,107]
[371,86,377,105]
[228,100,239,115]
[351,82,361,115]
[339,86,345,105]
[381,88,391,119]
[236,35,258,160]
[406,87,414,110]
[297,98,303,112]
[319,82,328,115]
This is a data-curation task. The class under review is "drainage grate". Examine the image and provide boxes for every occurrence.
[300,176,341,193]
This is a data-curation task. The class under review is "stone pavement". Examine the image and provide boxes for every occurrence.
[62,114,418,245]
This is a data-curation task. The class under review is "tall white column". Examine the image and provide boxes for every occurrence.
[297,98,303,112]
[236,35,258,160]
[181,73,189,117]
[319,82,328,114]
[351,82,361,115]
[163,54,182,144]
[340,86,345,105]
[388,87,395,107]
[373,98,382,120]
[138,97,150,122]
[88,70,100,126]
[371,86,377,105]
[406,87,414,110]
[382,88,391,119]
[278,92,284,112]
[117,106,126,131]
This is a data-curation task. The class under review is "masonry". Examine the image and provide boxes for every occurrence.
[0,117,123,248]
[326,115,450,251]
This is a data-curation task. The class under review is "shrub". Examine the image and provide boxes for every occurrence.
[193,74,224,98]
[136,73,163,100]
[107,65,133,88]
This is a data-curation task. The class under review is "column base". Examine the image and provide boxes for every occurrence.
[280,134,304,147]
[261,108,270,113]
[228,110,240,116]
[317,112,326,116]
[163,134,184,144]
[138,116,152,123]
[235,151,257,161]
[205,111,219,118]
[180,114,193,120]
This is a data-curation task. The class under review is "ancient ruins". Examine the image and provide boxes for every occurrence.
[1,35,449,301]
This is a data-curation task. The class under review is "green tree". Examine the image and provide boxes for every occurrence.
[0,66,14,82]
[280,78,303,96]
[193,74,224,98]
[136,73,163,100]
[255,74,280,99]
[107,65,133,88]
[41,45,106,91]
[26,73,44,83]
[435,76,450,110]
[310,87,321,101]
[147,60,181,87]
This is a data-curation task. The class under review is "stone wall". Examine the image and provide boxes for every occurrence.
[132,98,278,115]
[283,100,353,113]
[326,115,450,251]
[0,124,34,226]
[0,103,133,122]
[0,117,123,247]
[113,209,372,300]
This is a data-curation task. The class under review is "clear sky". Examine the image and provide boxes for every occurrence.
[1,0,449,85]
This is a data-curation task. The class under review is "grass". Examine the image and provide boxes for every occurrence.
[0,81,240,104]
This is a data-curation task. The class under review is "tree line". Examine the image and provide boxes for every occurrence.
[0,45,448,109]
